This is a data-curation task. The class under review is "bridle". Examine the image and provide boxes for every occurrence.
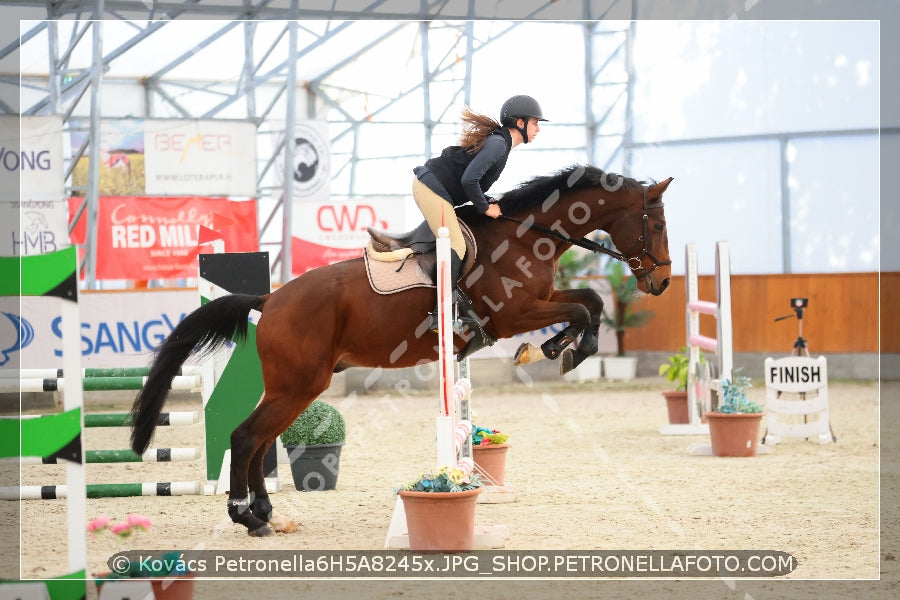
[498,185,671,276]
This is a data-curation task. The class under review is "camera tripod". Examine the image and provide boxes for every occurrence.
[774,297,810,357]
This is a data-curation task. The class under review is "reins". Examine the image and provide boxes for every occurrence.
[498,185,671,275]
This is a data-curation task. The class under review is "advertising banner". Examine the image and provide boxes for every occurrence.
[68,118,145,196]
[291,197,406,274]
[0,115,68,257]
[8,290,198,369]
[68,196,258,280]
[144,119,257,196]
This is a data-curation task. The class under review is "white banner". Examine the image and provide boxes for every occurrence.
[0,115,64,198]
[285,120,331,203]
[8,290,198,369]
[0,116,68,257]
[144,119,257,196]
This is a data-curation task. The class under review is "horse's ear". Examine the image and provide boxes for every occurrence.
[650,177,674,196]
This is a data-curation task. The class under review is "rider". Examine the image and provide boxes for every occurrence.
[412,94,547,331]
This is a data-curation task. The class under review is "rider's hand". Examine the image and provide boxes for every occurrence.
[485,203,502,219]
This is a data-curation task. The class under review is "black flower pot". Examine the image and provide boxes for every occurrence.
[283,442,344,491]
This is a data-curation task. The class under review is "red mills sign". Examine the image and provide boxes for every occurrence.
[68,196,258,280]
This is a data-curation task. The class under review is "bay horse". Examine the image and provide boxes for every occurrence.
[130,165,673,536]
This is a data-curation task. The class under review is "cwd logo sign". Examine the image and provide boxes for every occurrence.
[296,198,402,248]
[316,204,388,233]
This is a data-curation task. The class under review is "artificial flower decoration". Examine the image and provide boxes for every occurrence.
[472,425,509,447]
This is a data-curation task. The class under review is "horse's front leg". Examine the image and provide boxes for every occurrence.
[513,288,604,373]
[506,292,593,364]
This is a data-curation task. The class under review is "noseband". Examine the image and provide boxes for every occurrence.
[499,185,671,276]
[625,186,672,277]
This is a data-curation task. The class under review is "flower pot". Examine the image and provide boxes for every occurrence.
[398,487,483,551]
[152,576,195,600]
[283,442,343,491]
[603,356,637,381]
[472,443,509,485]
[704,412,764,457]
[662,390,689,424]
[96,574,194,600]
[563,355,602,383]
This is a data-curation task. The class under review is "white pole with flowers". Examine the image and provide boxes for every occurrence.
[384,228,507,549]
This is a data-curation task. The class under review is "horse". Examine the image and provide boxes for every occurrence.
[130,164,673,536]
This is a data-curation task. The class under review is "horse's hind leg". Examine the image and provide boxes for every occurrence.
[228,390,322,536]
[248,440,273,522]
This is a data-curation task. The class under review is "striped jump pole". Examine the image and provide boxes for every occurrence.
[20,447,200,464]
[662,242,733,437]
[3,374,201,393]
[1,481,203,500]
[83,411,199,428]
[0,366,202,379]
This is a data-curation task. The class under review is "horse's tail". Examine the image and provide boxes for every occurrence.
[130,293,265,454]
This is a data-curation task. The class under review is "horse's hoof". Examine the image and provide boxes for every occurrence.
[269,513,300,533]
[560,349,575,375]
[248,524,274,537]
[513,343,528,365]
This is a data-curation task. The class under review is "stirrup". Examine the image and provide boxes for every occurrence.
[429,295,480,334]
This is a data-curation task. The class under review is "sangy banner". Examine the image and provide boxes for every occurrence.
[291,197,406,274]
[144,119,257,197]
[10,289,198,368]
[68,196,258,280]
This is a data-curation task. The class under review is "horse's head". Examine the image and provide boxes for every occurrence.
[605,177,673,296]
[496,166,673,297]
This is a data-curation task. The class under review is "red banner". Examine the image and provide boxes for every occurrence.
[68,196,258,280]
[291,236,364,274]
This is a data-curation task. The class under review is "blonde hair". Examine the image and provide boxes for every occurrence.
[458,107,502,154]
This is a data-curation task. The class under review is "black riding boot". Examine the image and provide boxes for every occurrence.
[429,253,481,333]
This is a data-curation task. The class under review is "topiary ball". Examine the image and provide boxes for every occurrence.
[279,400,345,446]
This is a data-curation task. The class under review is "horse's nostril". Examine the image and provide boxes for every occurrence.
[661,278,670,290]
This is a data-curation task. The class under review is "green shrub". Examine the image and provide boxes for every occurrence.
[280,400,345,445]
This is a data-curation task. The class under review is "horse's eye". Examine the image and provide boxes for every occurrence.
[654,223,665,231]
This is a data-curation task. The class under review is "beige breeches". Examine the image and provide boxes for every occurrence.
[412,177,466,260]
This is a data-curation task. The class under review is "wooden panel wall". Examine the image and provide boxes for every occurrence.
[623,272,890,354]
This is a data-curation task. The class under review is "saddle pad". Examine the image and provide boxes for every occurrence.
[364,243,434,295]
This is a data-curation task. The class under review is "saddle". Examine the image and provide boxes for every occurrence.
[363,219,477,295]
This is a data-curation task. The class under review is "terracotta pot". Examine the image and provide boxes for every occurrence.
[398,487,483,551]
[95,574,195,600]
[472,443,509,485]
[151,576,195,600]
[662,390,689,424]
[704,412,764,457]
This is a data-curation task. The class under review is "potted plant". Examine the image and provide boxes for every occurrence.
[396,463,483,551]
[703,369,765,457]
[471,425,510,486]
[600,259,655,380]
[280,400,345,491]
[658,347,705,424]
[88,514,194,600]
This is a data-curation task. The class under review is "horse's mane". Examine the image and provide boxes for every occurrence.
[497,164,643,216]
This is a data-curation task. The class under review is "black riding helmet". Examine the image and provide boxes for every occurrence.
[500,95,548,144]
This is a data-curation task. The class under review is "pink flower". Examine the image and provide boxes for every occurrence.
[110,521,132,537]
[126,514,152,531]
[87,515,110,534]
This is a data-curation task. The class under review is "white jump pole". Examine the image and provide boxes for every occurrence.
[435,227,456,467]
